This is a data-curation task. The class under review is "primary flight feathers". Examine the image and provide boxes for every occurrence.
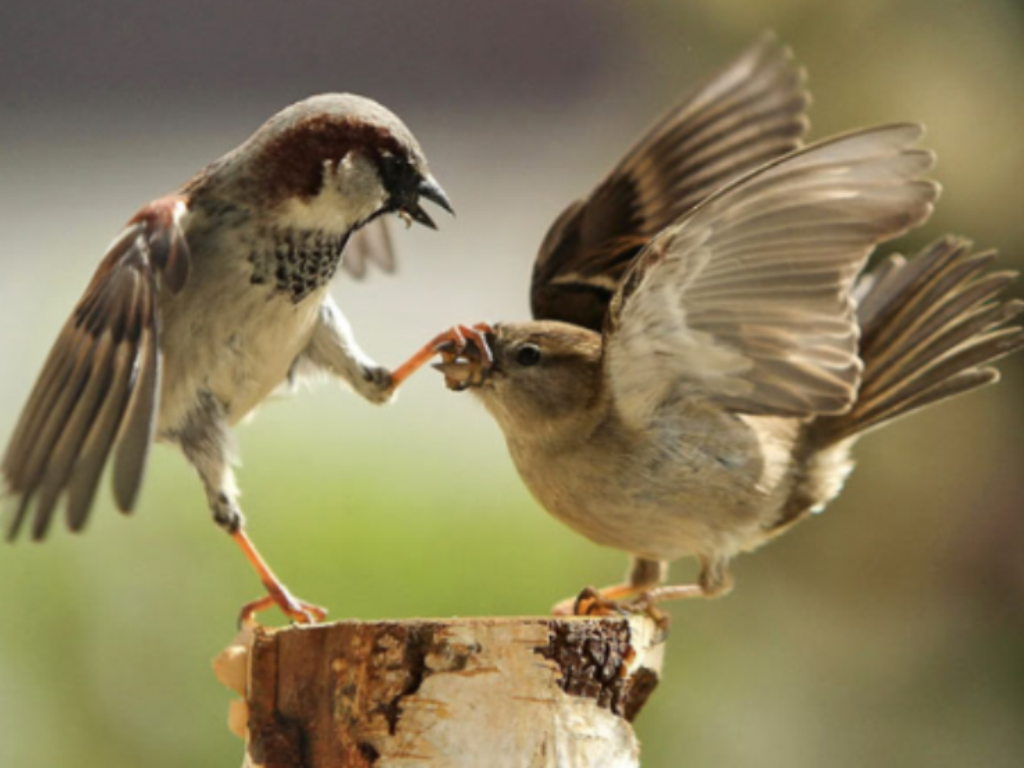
[604,124,939,426]
[532,33,811,331]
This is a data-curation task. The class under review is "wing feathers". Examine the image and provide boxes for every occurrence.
[604,125,938,425]
[341,218,396,279]
[811,237,1024,443]
[2,196,188,539]
[531,33,811,330]
[66,341,136,530]
[113,319,160,513]
[30,335,118,539]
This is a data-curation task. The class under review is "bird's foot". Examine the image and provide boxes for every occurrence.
[553,583,694,632]
[390,323,495,391]
[238,588,328,627]
[230,529,327,626]
[560,586,632,617]
[357,364,397,404]
[553,583,641,617]
[433,323,495,390]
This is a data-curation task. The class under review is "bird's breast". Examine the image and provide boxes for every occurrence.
[156,224,327,431]
[249,226,350,302]
[504,407,797,562]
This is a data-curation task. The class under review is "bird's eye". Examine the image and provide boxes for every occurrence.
[516,344,542,367]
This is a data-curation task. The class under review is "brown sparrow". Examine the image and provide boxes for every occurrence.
[1,93,452,623]
[415,43,1024,614]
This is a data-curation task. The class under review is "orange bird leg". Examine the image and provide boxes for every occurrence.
[552,583,649,616]
[232,529,327,625]
[552,582,704,618]
[389,323,495,390]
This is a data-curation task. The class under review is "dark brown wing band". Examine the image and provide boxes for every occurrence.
[531,33,809,331]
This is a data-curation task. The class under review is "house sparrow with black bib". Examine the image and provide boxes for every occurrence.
[1,94,453,623]
[411,39,1024,615]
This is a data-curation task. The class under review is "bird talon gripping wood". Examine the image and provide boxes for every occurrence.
[237,591,327,627]
[572,587,631,618]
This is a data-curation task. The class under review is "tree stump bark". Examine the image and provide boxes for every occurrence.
[214,616,666,768]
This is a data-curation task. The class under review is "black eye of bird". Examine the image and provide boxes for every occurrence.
[516,344,542,367]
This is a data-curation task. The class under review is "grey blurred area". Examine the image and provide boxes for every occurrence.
[1,1,1023,767]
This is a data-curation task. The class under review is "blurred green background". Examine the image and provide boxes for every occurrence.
[2,1,1023,766]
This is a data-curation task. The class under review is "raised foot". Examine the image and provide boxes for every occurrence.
[390,322,495,391]
[433,323,496,390]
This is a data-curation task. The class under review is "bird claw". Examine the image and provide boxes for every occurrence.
[237,589,328,627]
[433,323,495,390]
[571,586,633,617]
[553,586,672,634]
[387,321,491,391]
[433,323,494,359]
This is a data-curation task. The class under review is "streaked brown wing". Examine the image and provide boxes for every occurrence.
[531,33,810,331]
[2,196,190,540]
[821,237,1024,440]
[341,217,395,279]
[603,125,938,428]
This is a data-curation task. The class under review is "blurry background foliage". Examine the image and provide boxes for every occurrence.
[1,1,1023,766]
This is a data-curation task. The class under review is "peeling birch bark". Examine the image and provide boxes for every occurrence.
[214,616,666,768]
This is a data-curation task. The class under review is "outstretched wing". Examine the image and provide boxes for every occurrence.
[341,218,395,279]
[2,196,190,540]
[814,236,1024,442]
[531,33,810,331]
[603,125,938,428]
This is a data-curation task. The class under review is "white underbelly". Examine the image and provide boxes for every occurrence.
[156,260,325,431]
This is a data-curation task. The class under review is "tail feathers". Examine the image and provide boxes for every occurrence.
[813,236,1024,444]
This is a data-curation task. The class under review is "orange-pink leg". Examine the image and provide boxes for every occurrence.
[233,529,328,625]
[552,583,649,616]
[389,323,494,390]
[553,557,729,617]
[553,583,706,620]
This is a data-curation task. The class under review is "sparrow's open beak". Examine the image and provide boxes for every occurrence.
[420,174,454,215]
[432,360,475,391]
[433,360,493,391]
[402,174,454,230]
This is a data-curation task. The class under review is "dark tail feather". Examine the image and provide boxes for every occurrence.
[813,236,1024,445]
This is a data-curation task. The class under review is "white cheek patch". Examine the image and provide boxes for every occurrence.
[275,153,388,236]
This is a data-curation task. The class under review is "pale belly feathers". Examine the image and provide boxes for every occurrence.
[156,223,326,433]
[505,406,800,563]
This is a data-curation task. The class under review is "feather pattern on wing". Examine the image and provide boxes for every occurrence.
[2,196,189,539]
[603,124,939,427]
[813,236,1024,442]
[531,33,811,331]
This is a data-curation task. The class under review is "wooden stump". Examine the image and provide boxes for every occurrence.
[214,616,666,768]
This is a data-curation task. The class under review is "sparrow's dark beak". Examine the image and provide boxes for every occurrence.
[433,360,469,383]
[432,360,486,391]
[402,174,454,230]
[419,174,454,215]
